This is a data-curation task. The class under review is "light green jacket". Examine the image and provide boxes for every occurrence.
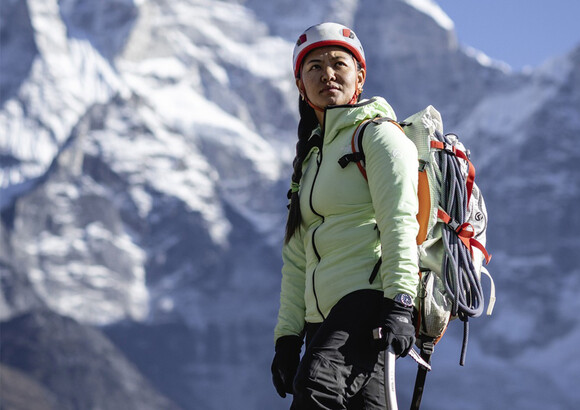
[275,97,419,341]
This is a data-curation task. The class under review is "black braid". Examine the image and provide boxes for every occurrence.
[284,97,319,243]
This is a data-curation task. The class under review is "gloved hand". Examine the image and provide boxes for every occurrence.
[271,335,303,398]
[377,298,416,357]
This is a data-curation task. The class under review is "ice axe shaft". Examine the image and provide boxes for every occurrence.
[373,327,433,410]
[385,345,398,410]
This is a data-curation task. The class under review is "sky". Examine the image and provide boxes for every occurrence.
[435,0,580,70]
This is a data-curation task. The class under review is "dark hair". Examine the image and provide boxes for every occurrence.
[284,97,319,243]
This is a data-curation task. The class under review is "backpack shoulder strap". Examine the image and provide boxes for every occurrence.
[337,116,402,180]
[337,118,372,178]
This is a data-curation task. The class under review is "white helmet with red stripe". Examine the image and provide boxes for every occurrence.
[293,22,366,78]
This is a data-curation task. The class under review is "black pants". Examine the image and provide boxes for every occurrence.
[291,289,385,410]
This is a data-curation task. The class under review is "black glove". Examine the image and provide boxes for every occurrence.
[271,335,303,398]
[377,298,416,357]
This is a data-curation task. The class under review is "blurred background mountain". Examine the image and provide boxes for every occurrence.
[1,0,579,409]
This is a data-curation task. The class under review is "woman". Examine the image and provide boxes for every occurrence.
[272,22,420,409]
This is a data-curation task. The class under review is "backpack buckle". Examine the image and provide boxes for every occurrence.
[338,152,364,168]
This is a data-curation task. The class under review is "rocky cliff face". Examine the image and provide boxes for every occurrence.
[1,309,180,409]
[1,0,579,409]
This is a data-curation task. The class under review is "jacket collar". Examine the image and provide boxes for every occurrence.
[319,97,397,144]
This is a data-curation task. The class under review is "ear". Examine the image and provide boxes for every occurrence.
[357,68,366,92]
[296,78,306,100]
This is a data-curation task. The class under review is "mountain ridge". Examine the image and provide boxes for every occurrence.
[1,0,579,408]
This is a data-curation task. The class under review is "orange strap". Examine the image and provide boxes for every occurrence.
[437,209,492,264]
[386,118,405,133]
[416,171,430,245]
[351,120,370,180]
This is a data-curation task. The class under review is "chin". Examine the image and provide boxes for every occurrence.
[319,97,346,107]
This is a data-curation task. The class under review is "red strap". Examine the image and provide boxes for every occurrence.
[462,156,476,206]
[437,209,492,264]
[470,237,492,264]
[431,141,476,205]
[437,209,452,225]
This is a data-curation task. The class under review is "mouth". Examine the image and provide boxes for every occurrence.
[320,85,341,94]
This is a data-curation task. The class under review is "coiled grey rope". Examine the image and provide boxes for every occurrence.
[435,131,484,365]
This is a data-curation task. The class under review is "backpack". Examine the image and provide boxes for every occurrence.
[338,105,494,408]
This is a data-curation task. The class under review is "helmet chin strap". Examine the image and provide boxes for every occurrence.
[305,94,325,113]
[348,90,360,105]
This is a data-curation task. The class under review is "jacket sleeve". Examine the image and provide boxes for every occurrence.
[363,121,420,300]
[274,226,306,342]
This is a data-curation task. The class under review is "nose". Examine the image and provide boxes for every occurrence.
[321,66,336,82]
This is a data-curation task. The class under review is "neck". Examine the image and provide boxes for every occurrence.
[312,92,360,126]
[315,109,325,127]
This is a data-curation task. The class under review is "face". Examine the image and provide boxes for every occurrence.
[296,46,365,109]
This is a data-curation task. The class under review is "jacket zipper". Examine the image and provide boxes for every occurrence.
[310,144,326,320]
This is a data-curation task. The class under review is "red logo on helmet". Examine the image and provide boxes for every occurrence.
[342,28,355,39]
[297,34,307,46]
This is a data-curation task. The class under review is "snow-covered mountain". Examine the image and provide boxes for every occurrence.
[1,0,579,409]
